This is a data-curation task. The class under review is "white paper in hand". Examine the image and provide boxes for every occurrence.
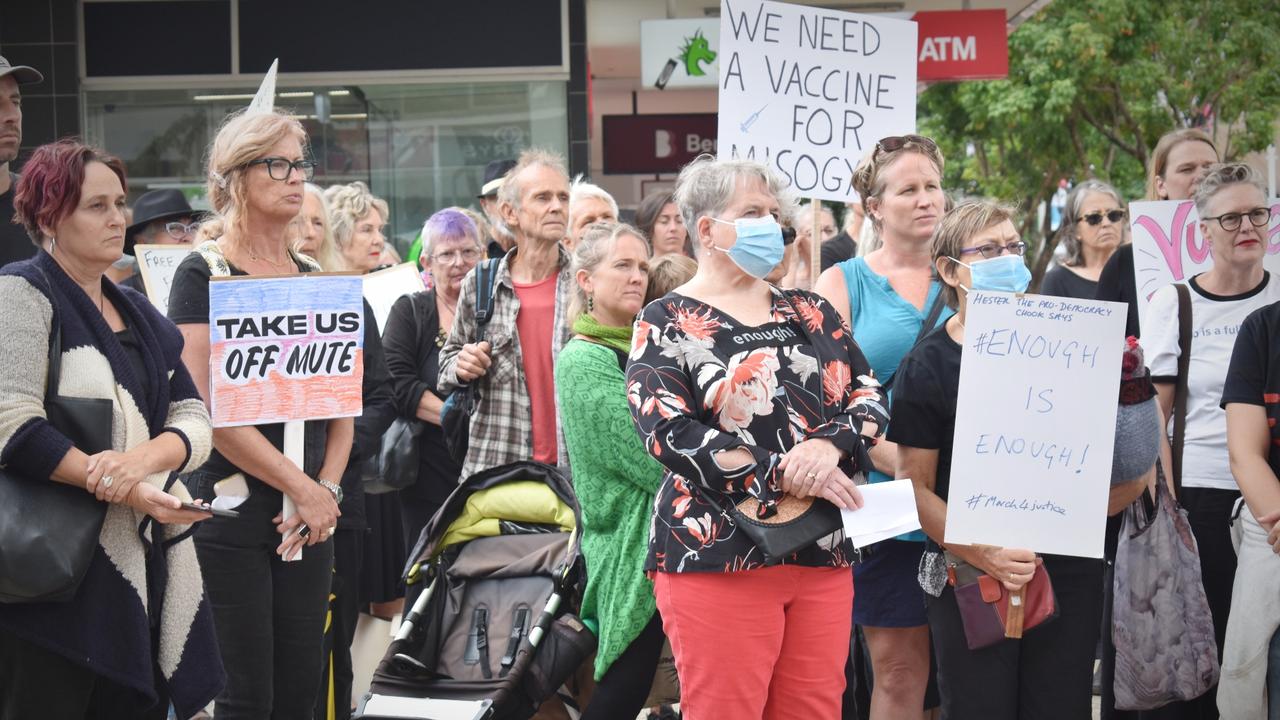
[840,479,922,548]
[361,694,491,720]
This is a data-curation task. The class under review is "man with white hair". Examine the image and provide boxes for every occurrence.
[565,176,618,250]
[0,56,44,268]
[439,148,575,478]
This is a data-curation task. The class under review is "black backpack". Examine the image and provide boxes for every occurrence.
[441,259,500,464]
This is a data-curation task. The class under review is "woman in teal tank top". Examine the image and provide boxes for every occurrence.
[815,134,948,720]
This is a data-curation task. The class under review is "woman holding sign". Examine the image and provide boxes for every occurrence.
[814,133,951,719]
[1144,163,1280,715]
[627,156,887,720]
[892,201,1152,720]
[169,109,351,719]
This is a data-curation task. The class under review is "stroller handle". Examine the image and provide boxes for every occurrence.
[395,576,438,643]
[526,592,562,648]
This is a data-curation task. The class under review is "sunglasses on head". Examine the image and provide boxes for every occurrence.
[875,134,939,157]
[1078,209,1126,226]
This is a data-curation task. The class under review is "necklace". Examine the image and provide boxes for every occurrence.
[248,248,293,271]
[438,294,458,316]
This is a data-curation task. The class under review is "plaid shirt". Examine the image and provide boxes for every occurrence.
[438,244,574,479]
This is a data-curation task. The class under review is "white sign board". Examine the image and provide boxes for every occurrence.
[717,0,917,202]
[134,243,192,315]
[945,291,1126,559]
[1130,199,1280,331]
[641,19,721,89]
[363,262,426,333]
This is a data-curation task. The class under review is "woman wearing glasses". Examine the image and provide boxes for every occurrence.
[1041,180,1127,300]
[169,109,351,719]
[382,208,482,550]
[1144,163,1280,715]
[814,134,950,720]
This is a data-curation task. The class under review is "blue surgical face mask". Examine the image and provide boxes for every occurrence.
[709,215,785,279]
[948,253,1032,294]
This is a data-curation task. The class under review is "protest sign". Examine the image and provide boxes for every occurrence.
[133,243,191,315]
[716,0,917,203]
[945,291,1125,558]
[1130,199,1280,331]
[364,262,426,333]
[209,273,364,428]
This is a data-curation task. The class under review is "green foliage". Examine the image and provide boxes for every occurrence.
[919,0,1280,278]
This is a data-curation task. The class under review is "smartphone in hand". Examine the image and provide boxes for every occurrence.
[181,501,240,519]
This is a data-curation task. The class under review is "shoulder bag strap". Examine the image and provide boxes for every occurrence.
[35,268,63,404]
[1171,282,1192,499]
[881,290,948,391]
[473,259,500,343]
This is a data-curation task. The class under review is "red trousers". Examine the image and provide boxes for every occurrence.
[654,565,853,720]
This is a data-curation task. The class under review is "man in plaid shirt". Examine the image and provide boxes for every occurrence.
[438,149,575,480]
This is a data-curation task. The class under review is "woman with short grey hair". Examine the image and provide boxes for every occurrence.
[1042,179,1127,299]
[1145,163,1280,705]
[627,155,887,719]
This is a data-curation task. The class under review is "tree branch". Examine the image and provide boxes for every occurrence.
[1078,104,1144,161]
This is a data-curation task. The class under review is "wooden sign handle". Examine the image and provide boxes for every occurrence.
[1005,585,1026,639]
[809,198,821,289]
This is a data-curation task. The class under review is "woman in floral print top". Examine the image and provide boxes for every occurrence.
[625,156,887,720]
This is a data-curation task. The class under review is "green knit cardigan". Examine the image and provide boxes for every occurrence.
[555,338,664,680]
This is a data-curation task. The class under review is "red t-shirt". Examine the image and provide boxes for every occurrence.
[512,273,559,464]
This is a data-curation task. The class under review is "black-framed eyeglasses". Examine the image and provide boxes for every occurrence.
[959,240,1028,260]
[875,134,938,157]
[245,157,316,181]
[1078,209,1126,226]
[164,221,199,239]
[1202,207,1273,232]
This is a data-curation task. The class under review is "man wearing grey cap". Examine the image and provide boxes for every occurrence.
[0,56,44,269]
[477,158,517,259]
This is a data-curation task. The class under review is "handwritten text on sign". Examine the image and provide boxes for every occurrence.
[716,0,917,202]
[134,243,192,315]
[1130,199,1280,331]
[945,291,1125,558]
[209,274,364,427]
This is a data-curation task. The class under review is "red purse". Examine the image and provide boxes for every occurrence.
[945,552,1059,650]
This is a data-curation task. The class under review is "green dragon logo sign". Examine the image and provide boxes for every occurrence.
[679,30,716,77]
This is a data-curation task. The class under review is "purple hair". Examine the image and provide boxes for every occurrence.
[422,208,479,256]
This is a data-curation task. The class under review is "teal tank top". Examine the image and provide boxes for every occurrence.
[838,257,953,542]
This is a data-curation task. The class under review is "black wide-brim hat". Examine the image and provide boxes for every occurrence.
[477,158,517,199]
[125,189,202,254]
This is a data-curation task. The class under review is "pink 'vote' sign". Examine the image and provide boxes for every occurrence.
[1129,199,1280,332]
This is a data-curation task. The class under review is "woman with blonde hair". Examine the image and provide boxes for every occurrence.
[169,108,351,719]
[814,135,952,720]
[1096,128,1219,337]
[325,181,389,273]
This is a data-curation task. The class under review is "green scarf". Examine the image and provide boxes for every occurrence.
[572,313,633,356]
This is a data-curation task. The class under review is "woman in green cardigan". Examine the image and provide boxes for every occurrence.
[555,221,665,719]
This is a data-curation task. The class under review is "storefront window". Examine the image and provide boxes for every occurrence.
[84,80,568,253]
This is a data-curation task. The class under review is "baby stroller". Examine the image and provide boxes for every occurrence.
[356,461,594,720]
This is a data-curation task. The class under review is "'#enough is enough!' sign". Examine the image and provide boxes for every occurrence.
[209,273,364,427]
[944,291,1126,558]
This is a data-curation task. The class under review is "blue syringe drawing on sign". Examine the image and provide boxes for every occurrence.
[740,104,767,133]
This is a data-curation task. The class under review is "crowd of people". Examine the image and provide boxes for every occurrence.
[1,51,1280,720]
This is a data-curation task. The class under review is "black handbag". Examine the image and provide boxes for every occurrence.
[365,417,424,495]
[0,279,113,604]
[726,494,843,566]
[365,295,426,494]
[441,259,500,465]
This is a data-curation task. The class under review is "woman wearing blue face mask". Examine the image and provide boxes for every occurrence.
[891,201,1149,720]
[627,155,888,720]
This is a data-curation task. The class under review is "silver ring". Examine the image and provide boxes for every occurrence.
[806,472,817,480]
[103,475,114,489]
